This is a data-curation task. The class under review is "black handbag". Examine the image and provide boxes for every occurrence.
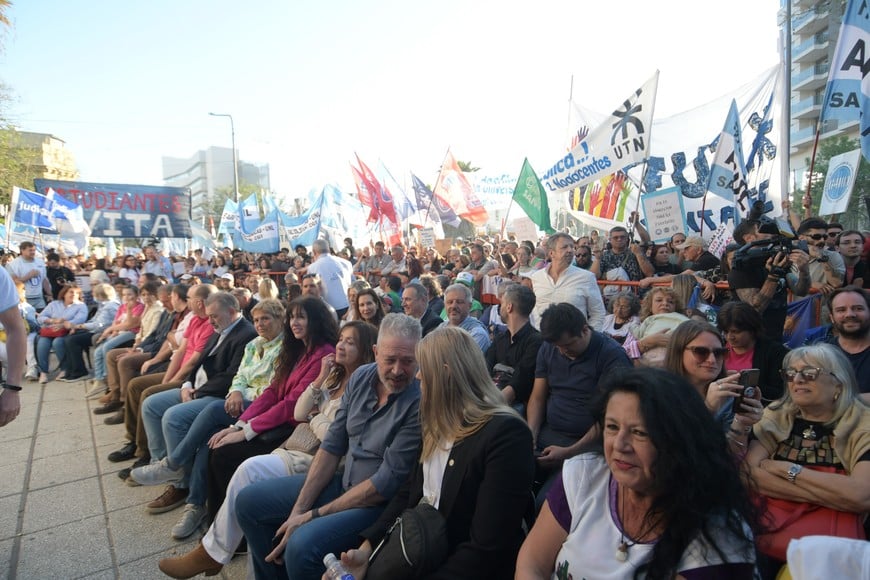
[367,501,448,580]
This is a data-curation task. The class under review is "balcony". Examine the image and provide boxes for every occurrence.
[792,3,830,36]
[792,32,829,61]
[792,62,829,91]
[791,124,817,149]
[792,94,822,119]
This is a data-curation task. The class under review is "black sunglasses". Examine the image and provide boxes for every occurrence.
[687,346,728,362]
[806,234,825,241]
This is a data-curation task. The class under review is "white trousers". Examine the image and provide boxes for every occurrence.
[202,453,289,565]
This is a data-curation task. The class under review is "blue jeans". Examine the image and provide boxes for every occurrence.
[36,335,68,372]
[166,398,247,507]
[141,389,217,472]
[93,331,136,379]
[236,474,384,580]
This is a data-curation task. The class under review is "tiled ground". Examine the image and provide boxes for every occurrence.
[0,378,247,579]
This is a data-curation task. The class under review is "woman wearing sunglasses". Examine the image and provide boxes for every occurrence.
[664,321,763,445]
[745,344,870,579]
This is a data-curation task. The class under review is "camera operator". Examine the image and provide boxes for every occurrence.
[797,217,845,295]
[728,220,810,342]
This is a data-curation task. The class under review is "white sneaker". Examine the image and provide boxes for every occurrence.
[24,367,38,382]
[130,458,184,486]
[171,504,207,540]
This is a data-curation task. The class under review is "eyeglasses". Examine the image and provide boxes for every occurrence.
[827,232,842,238]
[806,234,826,241]
[686,346,728,361]
[780,367,838,382]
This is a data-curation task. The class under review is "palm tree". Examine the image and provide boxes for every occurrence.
[457,160,480,173]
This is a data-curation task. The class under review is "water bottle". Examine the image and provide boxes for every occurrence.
[323,553,354,580]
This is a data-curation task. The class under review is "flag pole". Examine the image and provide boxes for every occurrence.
[628,71,660,239]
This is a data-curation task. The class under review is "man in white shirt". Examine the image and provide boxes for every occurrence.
[305,239,353,317]
[5,241,47,310]
[380,245,407,277]
[143,245,174,280]
[529,233,606,330]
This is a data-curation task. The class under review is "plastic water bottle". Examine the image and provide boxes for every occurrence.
[323,553,354,580]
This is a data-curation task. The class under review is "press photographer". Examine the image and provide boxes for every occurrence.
[728,217,810,342]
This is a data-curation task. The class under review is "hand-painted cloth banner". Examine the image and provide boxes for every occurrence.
[34,179,192,238]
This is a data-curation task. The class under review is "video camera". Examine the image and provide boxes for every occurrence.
[732,236,809,271]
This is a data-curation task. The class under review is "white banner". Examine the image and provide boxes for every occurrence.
[543,72,659,194]
[819,149,862,216]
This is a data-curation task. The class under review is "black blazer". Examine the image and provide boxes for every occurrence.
[363,413,535,580]
[190,317,257,399]
[754,336,789,403]
[419,309,443,337]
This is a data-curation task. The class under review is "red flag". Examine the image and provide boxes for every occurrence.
[432,150,488,226]
[355,153,398,226]
[350,164,379,223]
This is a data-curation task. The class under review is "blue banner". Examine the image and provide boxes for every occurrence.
[12,187,55,229]
[233,208,281,253]
[34,179,191,238]
[783,294,821,349]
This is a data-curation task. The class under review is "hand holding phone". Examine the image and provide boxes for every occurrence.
[736,368,760,410]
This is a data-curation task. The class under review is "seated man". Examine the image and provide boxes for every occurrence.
[439,283,490,352]
[132,292,257,538]
[485,283,542,413]
[527,303,632,499]
[400,282,441,336]
[235,314,423,580]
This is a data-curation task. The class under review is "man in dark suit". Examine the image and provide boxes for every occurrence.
[131,291,257,538]
[401,282,441,336]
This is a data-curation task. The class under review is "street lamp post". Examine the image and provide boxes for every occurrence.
[208,112,239,203]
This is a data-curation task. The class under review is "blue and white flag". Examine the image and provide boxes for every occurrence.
[262,194,279,215]
[822,0,870,159]
[783,294,821,350]
[239,193,261,232]
[707,100,750,202]
[46,188,90,235]
[218,199,238,235]
[412,173,458,230]
[378,161,419,224]
[11,187,56,229]
[279,197,322,249]
[233,208,281,253]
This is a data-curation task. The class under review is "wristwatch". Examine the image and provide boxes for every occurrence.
[786,463,803,484]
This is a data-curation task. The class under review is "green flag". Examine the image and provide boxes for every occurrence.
[512,158,554,233]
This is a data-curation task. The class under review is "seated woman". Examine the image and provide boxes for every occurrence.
[56,283,120,382]
[516,368,757,579]
[320,326,536,580]
[601,292,641,345]
[35,285,88,383]
[625,286,689,367]
[664,320,764,443]
[93,281,165,412]
[746,344,870,578]
[354,287,386,328]
[341,280,370,325]
[202,297,339,535]
[157,321,377,578]
[258,277,279,302]
[88,284,144,390]
[717,301,789,403]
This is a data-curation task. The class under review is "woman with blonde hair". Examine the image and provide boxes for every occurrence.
[626,286,689,367]
[258,277,279,301]
[335,326,536,579]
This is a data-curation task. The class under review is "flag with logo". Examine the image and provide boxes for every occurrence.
[239,193,261,232]
[512,158,554,233]
[706,99,750,203]
[412,173,460,229]
[378,161,419,224]
[783,294,821,349]
[432,150,489,226]
[820,148,862,215]
[543,71,659,193]
[11,187,55,229]
[46,188,91,235]
[233,208,281,253]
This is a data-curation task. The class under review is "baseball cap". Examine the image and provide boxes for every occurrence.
[180,274,193,281]
[674,236,705,250]
[220,273,235,281]
[455,272,474,287]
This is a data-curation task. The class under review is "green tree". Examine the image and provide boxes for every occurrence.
[794,135,870,231]
[0,86,42,207]
[457,160,479,173]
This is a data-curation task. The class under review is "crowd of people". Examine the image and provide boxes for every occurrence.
[0,209,867,579]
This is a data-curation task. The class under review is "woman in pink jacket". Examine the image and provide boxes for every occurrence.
[205,296,339,521]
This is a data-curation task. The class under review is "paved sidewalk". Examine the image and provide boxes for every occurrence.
[0,378,247,579]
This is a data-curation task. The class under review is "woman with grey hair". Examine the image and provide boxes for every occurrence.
[601,291,640,345]
[746,344,870,575]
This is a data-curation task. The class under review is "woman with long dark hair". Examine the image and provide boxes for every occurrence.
[353,287,386,328]
[517,368,757,579]
[203,296,339,529]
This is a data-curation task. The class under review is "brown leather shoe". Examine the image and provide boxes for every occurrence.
[103,410,124,425]
[97,392,115,405]
[146,485,188,514]
[158,542,223,579]
[93,400,123,415]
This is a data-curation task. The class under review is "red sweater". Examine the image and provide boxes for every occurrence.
[239,342,335,435]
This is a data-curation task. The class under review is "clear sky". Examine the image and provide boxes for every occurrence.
[1,0,781,202]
